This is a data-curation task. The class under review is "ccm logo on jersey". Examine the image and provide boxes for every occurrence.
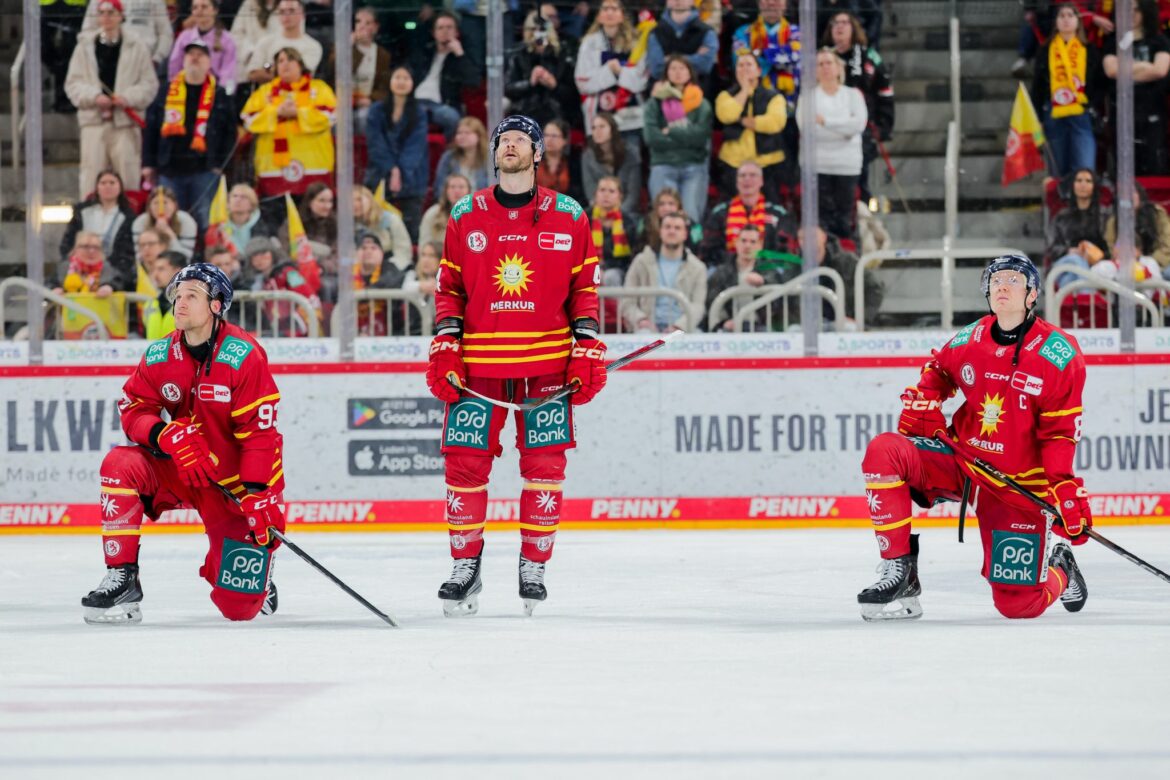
[198,383,232,403]
[538,232,573,251]
[498,234,527,241]
[1010,371,1044,396]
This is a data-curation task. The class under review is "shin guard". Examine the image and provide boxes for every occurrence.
[520,481,562,563]
[446,485,488,558]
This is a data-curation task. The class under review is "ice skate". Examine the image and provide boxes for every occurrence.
[82,564,144,625]
[519,556,547,616]
[1049,542,1087,612]
[438,556,482,617]
[261,580,278,616]
[858,534,923,622]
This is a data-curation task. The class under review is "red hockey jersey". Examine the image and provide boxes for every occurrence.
[915,315,1086,503]
[435,186,600,379]
[117,321,285,497]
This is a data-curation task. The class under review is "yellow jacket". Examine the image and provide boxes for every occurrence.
[241,76,337,191]
[715,89,788,169]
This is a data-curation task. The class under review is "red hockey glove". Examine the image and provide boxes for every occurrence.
[157,418,218,487]
[565,339,607,405]
[241,489,286,548]
[426,334,465,404]
[1050,478,1092,545]
[898,387,947,439]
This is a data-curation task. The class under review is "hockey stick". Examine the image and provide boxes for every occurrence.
[968,457,1170,586]
[446,329,683,413]
[215,484,400,626]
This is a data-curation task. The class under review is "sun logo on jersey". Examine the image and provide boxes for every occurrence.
[494,254,533,297]
[978,392,1006,437]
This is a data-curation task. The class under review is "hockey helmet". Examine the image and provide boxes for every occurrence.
[165,262,234,316]
[489,114,544,170]
[981,253,1041,299]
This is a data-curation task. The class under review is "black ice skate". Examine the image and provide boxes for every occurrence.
[858,533,923,622]
[261,580,278,616]
[518,556,547,616]
[1049,542,1088,612]
[82,564,144,625]
[438,556,482,617]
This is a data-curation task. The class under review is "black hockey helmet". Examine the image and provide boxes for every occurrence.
[489,114,544,172]
[165,262,234,316]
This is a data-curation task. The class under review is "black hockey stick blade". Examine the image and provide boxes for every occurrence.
[447,330,682,412]
[971,457,1170,586]
[216,484,400,626]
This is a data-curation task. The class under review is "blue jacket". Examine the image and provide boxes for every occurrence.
[645,11,718,81]
[364,99,430,199]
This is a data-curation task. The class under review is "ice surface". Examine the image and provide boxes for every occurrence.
[3,528,1170,779]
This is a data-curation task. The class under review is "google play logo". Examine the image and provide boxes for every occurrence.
[351,401,377,427]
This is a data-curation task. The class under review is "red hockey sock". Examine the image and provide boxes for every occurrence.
[519,481,561,563]
[446,484,488,558]
[100,486,144,566]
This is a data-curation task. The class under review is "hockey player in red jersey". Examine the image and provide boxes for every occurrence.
[82,263,287,624]
[425,114,606,617]
[858,254,1091,621]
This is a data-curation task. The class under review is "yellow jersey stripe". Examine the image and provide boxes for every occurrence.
[524,482,562,491]
[234,431,253,439]
[874,516,913,531]
[448,521,487,530]
[102,528,142,536]
[462,339,572,352]
[231,392,281,418]
[1040,407,1083,418]
[440,258,462,272]
[267,469,284,486]
[465,350,572,364]
[578,287,597,293]
[519,523,558,532]
[447,484,487,493]
[101,487,139,496]
[570,257,600,273]
[866,480,904,490]
[464,328,570,339]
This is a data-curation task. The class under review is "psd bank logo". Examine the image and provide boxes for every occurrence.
[218,539,269,594]
[989,531,1038,586]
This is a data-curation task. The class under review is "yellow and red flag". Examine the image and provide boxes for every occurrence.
[1002,83,1046,185]
[284,192,322,293]
[208,175,229,227]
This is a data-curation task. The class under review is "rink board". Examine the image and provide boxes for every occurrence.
[2,349,1169,532]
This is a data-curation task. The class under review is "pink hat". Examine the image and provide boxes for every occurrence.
[98,0,124,14]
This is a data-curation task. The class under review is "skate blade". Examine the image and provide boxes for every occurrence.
[441,594,479,618]
[83,603,142,625]
[1061,593,1087,613]
[522,598,542,617]
[860,597,922,622]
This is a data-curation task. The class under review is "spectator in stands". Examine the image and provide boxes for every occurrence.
[591,175,643,285]
[408,10,479,140]
[433,117,491,193]
[1102,0,1170,175]
[244,0,323,84]
[536,119,583,202]
[144,40,236,230]
[1032,3,1102,178]
[55,230,122,295]
[1012,1,1116,78]
[404,241,441,302]
[132,186,199,260]
[169,0,237,94]
[643,54,713,224]
[450,0,515,72]
[731,0,802,106]
[143,251,187,338]
[506,9,579,130]
[42,0,88,112]
[796,48,868,242]
[134,227,166,284]
[353,185,413,273]
[319,6,392,136]
[706,222,791,331]
[1048,167,1111,285]
[582,112,642,213]
[1105,182,1170,274]
[640,187,699,252]
[244,236,320,335]
[418,174,472,249]
[205,243,245,323]
[352,229,406,336]
[365,65,430,243]
[575,0,649,152]
[205,183,274,258]
[61,169,136,285]
[82,0,173,67]
[797,224,884,328]
[241,46,337,199]
[646,0,719,89]
[823,10,894,201]
[701,161,795,270]
[279,182,337,299]
[621,212,707,333]
[231,0,284,87]
[714,50,787,202]
[65,0,159,196]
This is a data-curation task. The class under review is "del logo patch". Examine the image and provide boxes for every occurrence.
[215,336,254,370]
[538,232,573,251]
[989,531,1038,585]
[443,398,491,450]
[198,383,232,403]
[523,397,571,448]
[145,338,170,366]
[1038,332,1075,370]
[218,539,269,594]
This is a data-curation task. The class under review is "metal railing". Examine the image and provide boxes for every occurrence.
[232,290,321,338]
[1043,266,1164,327]
[708,268,846,333]
[0,276,109,339]
[855,246,1026,328]
[329,289,433,337]
[9,42,24,188]
[599,287,700,333]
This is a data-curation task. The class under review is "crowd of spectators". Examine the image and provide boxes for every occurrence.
[44,0,905,337]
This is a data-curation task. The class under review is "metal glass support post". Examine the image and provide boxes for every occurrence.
[1115,3,1136,349]
[23,0,45,362]
[486,3,504,138]
[334,0,356,358]
[798,0,818,355]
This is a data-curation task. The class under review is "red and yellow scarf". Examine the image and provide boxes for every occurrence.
[270,75,312,168]
[1049,35,1087,119]
[161,72,216,153]
[724,196,769,250]
[592,207,629,259]
[747,16,798,95]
